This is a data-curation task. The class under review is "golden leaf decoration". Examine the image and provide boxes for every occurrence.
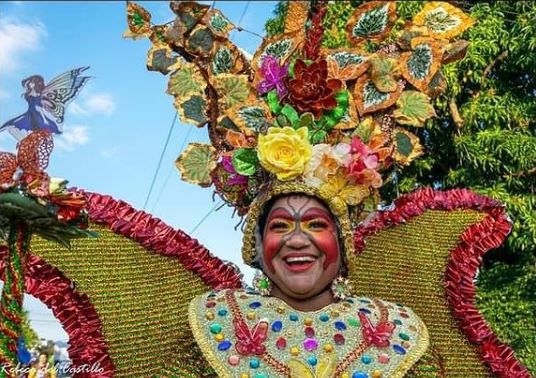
[413,1,475,40]
[393,128,424,166]
[319,169,371,207]
[124,2,152,40]
[284,1,309,34]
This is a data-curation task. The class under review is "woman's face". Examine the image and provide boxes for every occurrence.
[262,195,341,299]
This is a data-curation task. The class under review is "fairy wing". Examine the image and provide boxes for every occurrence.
[350,188,529,377]
[41,67,91,124]
[3,191,242,377]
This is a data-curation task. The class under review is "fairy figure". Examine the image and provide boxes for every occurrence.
[0,67,91,141]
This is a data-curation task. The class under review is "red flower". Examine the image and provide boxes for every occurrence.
[285,59,343,118]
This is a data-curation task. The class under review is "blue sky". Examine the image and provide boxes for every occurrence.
[0,0,277,343]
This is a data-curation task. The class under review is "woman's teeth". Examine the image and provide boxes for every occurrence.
[285,256,317,264]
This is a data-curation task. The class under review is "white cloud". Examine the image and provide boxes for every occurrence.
[0,18,47,73]
[55,125,89,151]
[68,93,116,117]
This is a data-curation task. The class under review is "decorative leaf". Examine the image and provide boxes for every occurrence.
[146,45,181,75]
[175,143,217,187]
[226,101,271,133]
[442,40,469,64]
[210,42,246,77]
[400,38,443,92]
[284,2,309,34]
[124,2,152,39]
[252,31,302,71]
[175,95,208,126]
[346,1,397,45]
[369,54,400,93]
[353,74,403,116]
[232,148,258,176]
[266,89,283,114]
[310,129,328,144]
[393,91,436,127]
[393,128,424,165]
[281,104,300,126]
[324,48,370,81]
[186,25,215,57]
[297,113,315,129]
[202,9,234,38]
[427,70,447,98]
[334,92,359,130]
[213,74,250,110]
[413,2,475,40]
[166,62,206,100]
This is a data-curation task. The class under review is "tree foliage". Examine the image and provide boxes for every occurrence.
[266,1,536,372]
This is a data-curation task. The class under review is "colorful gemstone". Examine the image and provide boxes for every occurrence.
[247,311,256,320]
[393,344,407,355]
[277,306,286,314]
[304,326,315,338]
[359,298,371,303]
[319,314,329,322]
[272,320,283,332]
[304,317,313,326]
[399,312,409,319]
[218,309,228,316]
[348,318,360,327]
[214,333,224,342]
[290,346,300,356]
[378,353,390,364]
[394,319,403,326]
[276,337,287,350]
[206,301,216,308]
[255,373,267,378]
[334,321,347,331]
[240,294,248,299]
[249,357,260,369]
[228,355,240,366]
[308,356,318,366]
[399,332,410,341]
[352,372,368,378]
[359,308,371,314]
[249,301,262,309]
[401,341,411,349]
[289,314,299,321]
[341,374,350,378]
[409,325,417,332]
[323,343,334,353]
[218,340,232,351]
[333,333,345,345]
[210,324,222,334]
[303,338,318,351]
[371,370,382,378]
[240,374,249,378]
[330,310,340,318]
[205,311,215,320]
[346,298,354,303]
[361,355,372,364]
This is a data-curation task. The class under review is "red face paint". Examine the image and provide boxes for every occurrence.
[262,205,339,272]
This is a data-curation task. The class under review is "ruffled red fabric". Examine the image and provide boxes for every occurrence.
[354,187,530,377]
[0,249,114,377]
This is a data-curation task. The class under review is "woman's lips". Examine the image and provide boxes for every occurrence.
[282,254,318,273]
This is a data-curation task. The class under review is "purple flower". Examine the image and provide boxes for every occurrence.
[256,56,289,98]
[221,156,248,186]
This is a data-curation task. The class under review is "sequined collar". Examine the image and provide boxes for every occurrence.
[189,289,429,378]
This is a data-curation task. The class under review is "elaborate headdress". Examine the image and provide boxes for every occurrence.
[125,1,474,267]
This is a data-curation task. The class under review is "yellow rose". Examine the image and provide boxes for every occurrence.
[257,127,313,181]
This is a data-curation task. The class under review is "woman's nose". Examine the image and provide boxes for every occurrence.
[285,230,311,249]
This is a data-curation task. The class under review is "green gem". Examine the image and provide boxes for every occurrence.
[348,318,360,327]
[399,332,410,341]
[210,323,222,334]
[259,279,269,289]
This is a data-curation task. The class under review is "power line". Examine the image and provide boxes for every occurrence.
[190,200,224,235]
[142,112,178,210]
[230,0,251,40]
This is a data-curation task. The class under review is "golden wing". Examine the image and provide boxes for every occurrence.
[1,191,242,377]
[350,188,530,377]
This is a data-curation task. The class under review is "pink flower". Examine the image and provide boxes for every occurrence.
[256,56,288,98]
[221,156,248,186]
[347,137,382,188]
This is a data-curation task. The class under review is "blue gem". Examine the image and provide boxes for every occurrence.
[359,308,371,314]
[394,319,403,325]
[289,314,299,321]
[361,355,372,364]
[352,372,368,378]
[272,320,283,332]
[345,298,354,303]
[254,373,267,378]
[334,321,347,331]
[307,356,317,366]
[359,298,371,304]
[393,344,407,355]
[218,340,231,351]
[217,309,228,316]
[319,314,329,322]
[250,357,260,369]
[249,301,262,309]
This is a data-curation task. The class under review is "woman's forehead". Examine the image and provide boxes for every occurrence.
[269,195,331,216]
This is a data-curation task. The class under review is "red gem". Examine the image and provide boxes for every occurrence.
[304,326,315,338]
[205,301,216,308]
[276,337,287,350]
[333,333,345,345]
[399,312,409,318]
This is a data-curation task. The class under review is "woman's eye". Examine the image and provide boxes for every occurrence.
[269,221,290,231]
[308,220,328,230]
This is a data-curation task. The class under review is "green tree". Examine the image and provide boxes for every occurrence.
[267,0,536,372]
